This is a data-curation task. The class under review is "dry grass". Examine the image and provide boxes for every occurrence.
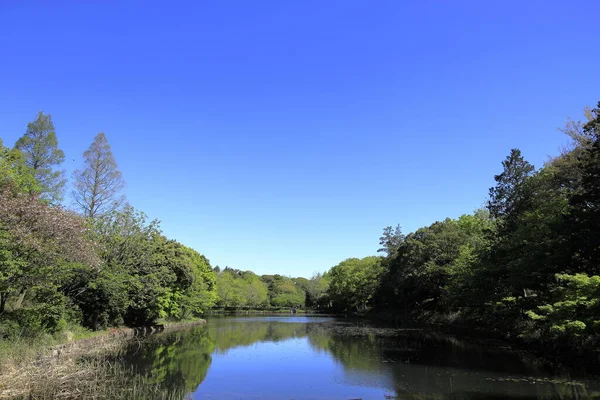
[0,335,188,399]
[4,359,188,399]
[0,321,205,399]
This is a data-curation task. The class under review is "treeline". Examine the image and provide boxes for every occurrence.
[322,103,600,351]
[212,268,330,310]
[0,112,218,339]
[0,111,333,341]
[4,103,600,354]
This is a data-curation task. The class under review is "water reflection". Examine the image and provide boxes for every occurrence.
[119,316,600,399]
[120,327,214,394]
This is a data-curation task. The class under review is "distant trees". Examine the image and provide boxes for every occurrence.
[213,270,310,309]
[262,274,306,308]
[307,273,331,309]
[14,111,66,203]
[328,256,383,312]
[72,133,125,218]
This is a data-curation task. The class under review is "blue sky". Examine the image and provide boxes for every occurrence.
[1,1,598,277]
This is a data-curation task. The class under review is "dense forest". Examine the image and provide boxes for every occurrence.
[323,103,600,354]
[2,103,600,355]
[0,112,221,337]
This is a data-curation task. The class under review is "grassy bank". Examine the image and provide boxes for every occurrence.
[0,320,206,399]
[2,343,188,400]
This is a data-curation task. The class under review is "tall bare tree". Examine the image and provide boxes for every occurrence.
[72,132,125,218]
[14,111,66,203]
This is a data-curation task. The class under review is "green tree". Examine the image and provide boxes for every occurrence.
[487,149,535,221]
[378,224,404,258]
[386,219,470,309]
[216,269,248,308]
[328,256,383,312]
[0,190,99,317]
[0,139,39,194]
[72,132,125,218]
[523,273,600,342]
[444,211,495,307]
[260,274,305,308]
[241,271,269,308]
[483,149,539,304]
[89,205,174,326]
[155,239,217,318]
[566,103,600,275]
[14,112,66,203]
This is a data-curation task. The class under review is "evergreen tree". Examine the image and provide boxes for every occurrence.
[488,148,535,221]
[14,111,66,203]
[378,224,404,257]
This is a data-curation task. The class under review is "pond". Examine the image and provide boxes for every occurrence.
[120,316,600,399]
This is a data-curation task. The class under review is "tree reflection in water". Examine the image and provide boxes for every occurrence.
[117,317,600,399]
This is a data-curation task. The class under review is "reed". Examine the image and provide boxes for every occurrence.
[0,335,188,399]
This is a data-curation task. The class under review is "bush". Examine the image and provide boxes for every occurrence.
[0,318,20,340]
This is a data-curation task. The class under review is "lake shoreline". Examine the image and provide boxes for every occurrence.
[368,308,600,373]
[49,319,207,358]
[0,319,206,399]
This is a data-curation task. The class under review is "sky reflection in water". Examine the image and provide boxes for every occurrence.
[121,316,600,400]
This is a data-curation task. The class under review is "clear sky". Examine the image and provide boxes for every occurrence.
[1,1,598,278]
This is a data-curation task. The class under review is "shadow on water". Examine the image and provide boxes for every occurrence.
[116,316,600,399]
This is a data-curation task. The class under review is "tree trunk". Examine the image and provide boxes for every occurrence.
[92,312,98,331]
[15,288,27,309]
[0,293,6,313]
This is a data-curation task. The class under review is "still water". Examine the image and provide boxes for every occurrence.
[121,316,599,399]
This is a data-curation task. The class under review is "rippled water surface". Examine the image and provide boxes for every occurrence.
[120,316,600,399]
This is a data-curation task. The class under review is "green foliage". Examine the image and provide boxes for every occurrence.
[14,111,66,203]
[121,327,215,393]
[378,224,404,258]
[487,148,535,221]
[566,103,600,275]
[317,104,600,352]
[214,270,308,310]
[265,274,306,308]
[309,273,331,308]
[87,206,217,327]
[216,269,251,308]
[328,256,383,312]
[0,189,99,320]
[377,218,478,311]
[3,101,600,358]
[0,117,223,338]
[0,139,39,194]
[523,273,600,341]
[241,271,269,308]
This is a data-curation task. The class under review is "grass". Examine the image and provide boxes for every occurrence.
[0,333,190,399]
[0,320,207,399]
[3,353,189,399]
[0,324,109,374]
